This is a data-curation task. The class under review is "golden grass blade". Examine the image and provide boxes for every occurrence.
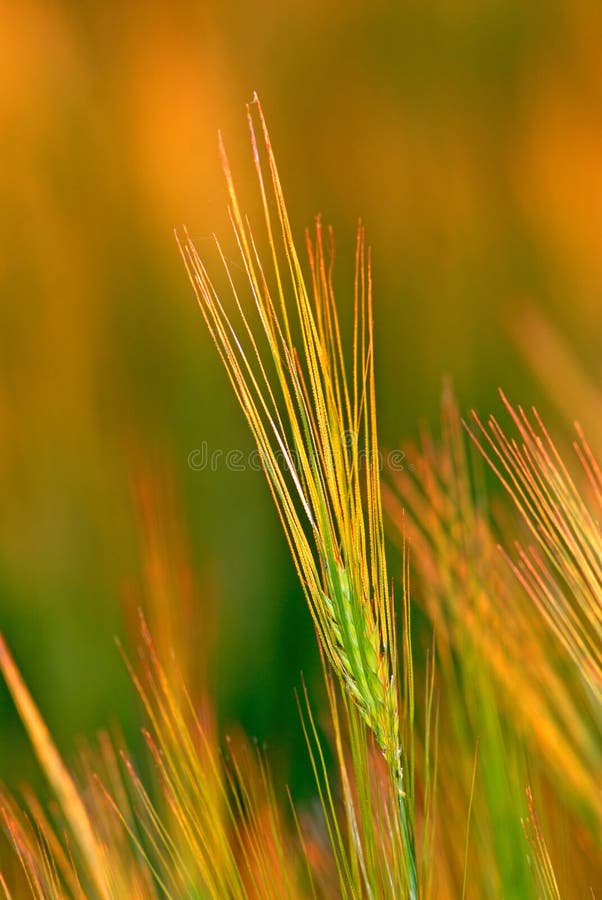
[0,636,111,900]
[0,871,13,900]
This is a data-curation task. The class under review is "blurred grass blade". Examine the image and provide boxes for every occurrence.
[461,741,478,900]
[0,636,111,900]
[522,787,561,900]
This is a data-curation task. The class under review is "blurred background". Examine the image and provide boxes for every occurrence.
[1,0,601,789]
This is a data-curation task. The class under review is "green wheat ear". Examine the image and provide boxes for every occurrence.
[321,559,400,771]
[178,94,417,893]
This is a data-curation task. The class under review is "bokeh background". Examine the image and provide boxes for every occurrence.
[1,0,601,789]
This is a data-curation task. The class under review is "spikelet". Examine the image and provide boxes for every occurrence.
[0,620,309,899]
[468,392,602,698]
[177,96,401,782]
[385,386,600,815]
[384,385,601,893]
[0,476,309,898]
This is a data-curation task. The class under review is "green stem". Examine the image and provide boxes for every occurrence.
[396,770,418,900]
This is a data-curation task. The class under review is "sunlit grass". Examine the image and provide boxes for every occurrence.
[0,102,600,898]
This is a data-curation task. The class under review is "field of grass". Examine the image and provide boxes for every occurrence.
[0,96,599,898]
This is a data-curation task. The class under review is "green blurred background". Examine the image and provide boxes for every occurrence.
[1,0,601,787]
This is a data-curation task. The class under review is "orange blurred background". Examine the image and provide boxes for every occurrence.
[1,0,601,783]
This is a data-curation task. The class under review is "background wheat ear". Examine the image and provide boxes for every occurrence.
[467,392,602,698]
[178,94,418,894]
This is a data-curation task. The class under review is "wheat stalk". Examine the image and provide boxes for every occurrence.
[178,94,417,893]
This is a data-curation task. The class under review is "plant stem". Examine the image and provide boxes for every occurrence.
[396,769,418,900]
